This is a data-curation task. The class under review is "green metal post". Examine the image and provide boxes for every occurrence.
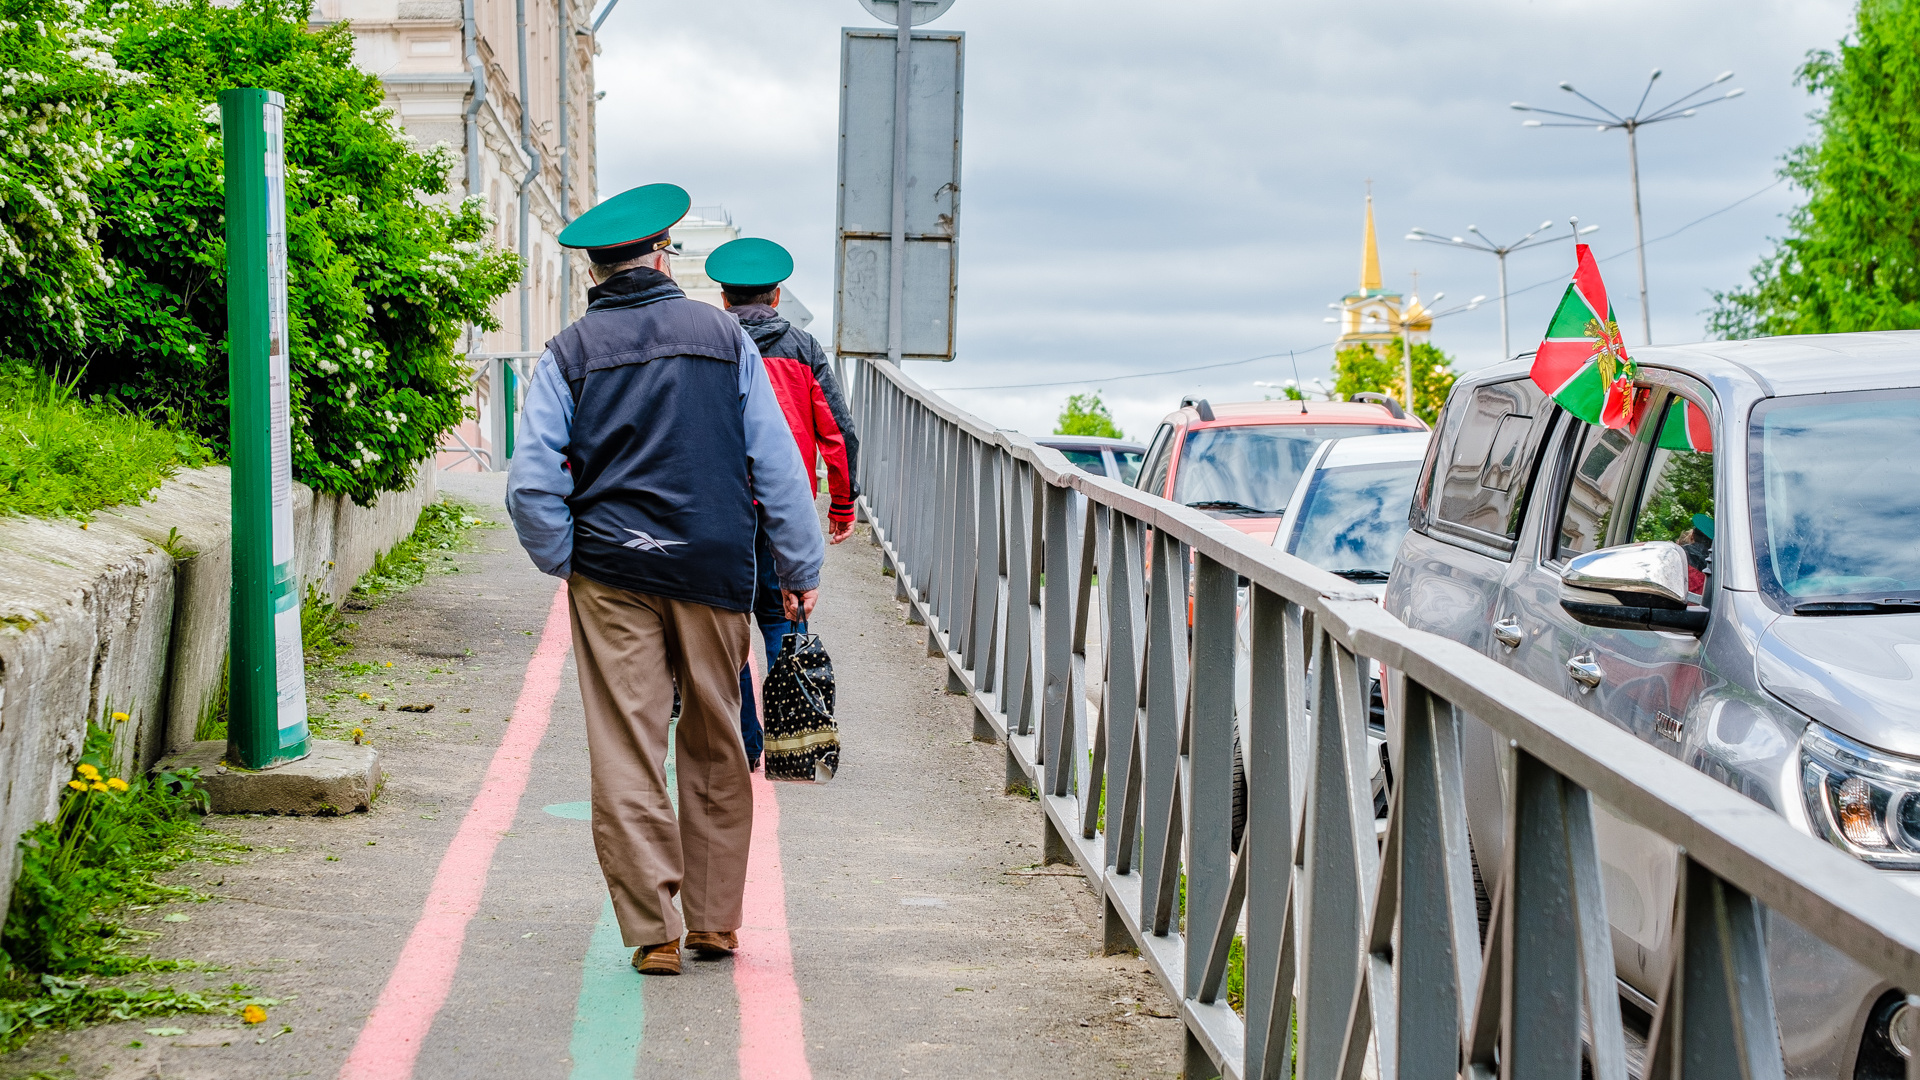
[503,362,517,461]
[223,88,310,769]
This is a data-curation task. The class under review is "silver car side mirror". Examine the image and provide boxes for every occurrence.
[1559,541,1707,635]
[1562,542,1690,607]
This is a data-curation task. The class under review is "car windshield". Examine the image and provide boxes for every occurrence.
[1751,388,1920,608]
[1284,460,1422,575]
[1173,424,1406,514]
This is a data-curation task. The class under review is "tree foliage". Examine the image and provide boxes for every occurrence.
[1055,391,1124,439]
[0,0,518,504]
[1331,337,1456,425]
[1709,0,1920,339]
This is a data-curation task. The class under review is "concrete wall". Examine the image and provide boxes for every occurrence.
[0,463,435,921]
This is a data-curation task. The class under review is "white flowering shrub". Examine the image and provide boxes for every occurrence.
[3,0,518,505]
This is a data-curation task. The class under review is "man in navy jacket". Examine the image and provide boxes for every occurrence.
[506,184,824,977]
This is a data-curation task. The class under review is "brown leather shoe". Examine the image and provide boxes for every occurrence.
[684,930,738,957]
[632,940,681,975]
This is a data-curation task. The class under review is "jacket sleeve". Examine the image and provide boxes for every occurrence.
[804,333,860,499]
[504,352,575,578]
[806,373,855,523]
[739,327,825,592]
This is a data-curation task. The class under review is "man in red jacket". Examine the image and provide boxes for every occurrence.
[707,238,859,769]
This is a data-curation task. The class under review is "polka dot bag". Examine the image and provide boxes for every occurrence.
[762,622,839,782]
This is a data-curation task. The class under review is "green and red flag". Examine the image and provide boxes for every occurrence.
[1656,396,1714,452]
[1532,244,1640,430]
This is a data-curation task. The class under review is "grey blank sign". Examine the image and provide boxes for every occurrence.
[835,28,964,362]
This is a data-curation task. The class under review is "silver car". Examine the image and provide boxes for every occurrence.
[1384,333,1920,1078]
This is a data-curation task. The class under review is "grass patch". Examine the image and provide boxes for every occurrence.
[0,366,209,520]
[0,719,258,1051]
[1226,934,1245,1014]
[345,498,487,610]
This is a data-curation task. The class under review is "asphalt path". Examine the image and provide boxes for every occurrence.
[0,470,1180,1079]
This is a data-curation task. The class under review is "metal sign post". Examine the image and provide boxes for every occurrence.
[222,88,310,769]
[836,0,963,363]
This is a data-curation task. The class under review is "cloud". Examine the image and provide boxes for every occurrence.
[596,0,1854,439]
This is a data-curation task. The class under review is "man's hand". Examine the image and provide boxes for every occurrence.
[783,588,819,622]
[828,519,855,545]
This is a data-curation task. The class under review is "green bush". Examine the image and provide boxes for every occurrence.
[1332,336,1457,426]
[0,0,519,505]
[0,365,208,518]
[1054,392,1124,439]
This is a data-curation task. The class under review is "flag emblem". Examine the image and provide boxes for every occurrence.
[1532,244,1639,429]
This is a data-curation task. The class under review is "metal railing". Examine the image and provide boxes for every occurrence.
[847,356,1920,1080]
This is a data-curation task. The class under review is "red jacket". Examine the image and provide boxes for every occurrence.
[761,354,854,523]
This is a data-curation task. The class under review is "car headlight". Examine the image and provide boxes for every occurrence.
[1801,723,1920,869]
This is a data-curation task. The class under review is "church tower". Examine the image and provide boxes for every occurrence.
[1336,194,1431,350]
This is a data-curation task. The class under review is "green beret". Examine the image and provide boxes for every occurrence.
[558,183,691,262]
[705,237,794,290]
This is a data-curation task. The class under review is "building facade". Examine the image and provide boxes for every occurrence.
[315,0,597,471]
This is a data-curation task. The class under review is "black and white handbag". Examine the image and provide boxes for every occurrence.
[761,623,839,782]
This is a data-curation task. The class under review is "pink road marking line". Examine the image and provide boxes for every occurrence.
[736,646,812,1079]
[338,583,572,1080]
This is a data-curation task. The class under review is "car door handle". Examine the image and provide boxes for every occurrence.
[1567,652,1603,689]
[1492,616,1523,649]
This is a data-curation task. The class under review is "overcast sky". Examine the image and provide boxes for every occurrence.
[595,0,1855,440]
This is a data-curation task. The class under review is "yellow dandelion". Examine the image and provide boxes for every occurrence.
[242,1004,267,1025]
[110,711,129,723]
[77,763,100,781]
[351,728,364,745]
[357,692,371,700]
[384,662,393,668]
[67,780,86,791]
[106,777,129,792]
[89,782,107,792]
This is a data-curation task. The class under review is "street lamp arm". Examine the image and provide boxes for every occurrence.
[1644,88,1743,124]
[1643,76,1739,120]
[1519,105,1622,125]
[1408,233,1490,252]
[1560,84,1627,124]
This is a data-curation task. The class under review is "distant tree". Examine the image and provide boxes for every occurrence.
[1710,0,1920,338]
[1331,337,1456,425]
[1055,392,1124,439]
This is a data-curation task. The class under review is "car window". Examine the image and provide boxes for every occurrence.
[1059,449,1106,476]
[1138,424,1175,495]
[1556,422,1641,559]
[1286,460,1422,576]
[1172,424,1407,514]
[1631,396,1716,597]
[1114,451,1143,486]
[1436,379,1551,542]
[1750,387,1920,608]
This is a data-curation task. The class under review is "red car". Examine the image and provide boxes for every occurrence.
[1134,395,1425,544]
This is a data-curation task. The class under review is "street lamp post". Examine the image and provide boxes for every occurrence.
[1406,220,1595,361]
[1511,69,1744,345]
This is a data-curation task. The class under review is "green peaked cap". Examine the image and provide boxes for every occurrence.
[705,237,794,290]
[558,183,690,251]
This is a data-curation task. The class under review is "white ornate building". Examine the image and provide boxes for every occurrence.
[314,0,596,470]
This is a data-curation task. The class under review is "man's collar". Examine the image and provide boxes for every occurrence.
[586,266,684,312]
[727,302,781,323]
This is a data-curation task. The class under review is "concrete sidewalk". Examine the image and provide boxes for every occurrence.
[0,470,1180,1080]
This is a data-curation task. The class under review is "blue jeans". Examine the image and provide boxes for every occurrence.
[736,617,796,768]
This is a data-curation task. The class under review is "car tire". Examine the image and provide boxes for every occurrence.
[1231,730,1247,854]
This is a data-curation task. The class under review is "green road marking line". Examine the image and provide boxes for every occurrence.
[560,718,679,1080]
[567,897,642,1080]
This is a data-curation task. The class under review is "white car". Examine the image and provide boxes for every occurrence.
[1232,431,1432,847]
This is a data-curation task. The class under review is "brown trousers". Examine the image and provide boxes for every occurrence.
[568,573,753,947]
